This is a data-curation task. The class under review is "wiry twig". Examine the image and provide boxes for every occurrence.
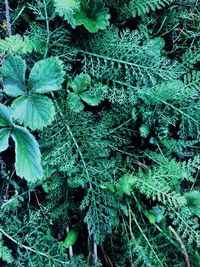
[5,0,12,36]
[169,226,191,267]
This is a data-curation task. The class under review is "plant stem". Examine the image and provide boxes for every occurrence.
[43,0,50,58]
[0,227,68,265]
[169,226,191,267]
[5,0,12,36]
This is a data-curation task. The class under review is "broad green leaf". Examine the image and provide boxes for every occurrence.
[185,191,200,217]
[12,95,55,130]
[11,125,43,182]
[0,104,13,126]
[0,128,11,152]
[29,57,65,94]
[80,91,101,106]
[74,0,110,33]
[63,230,78,248]
[70,73,91,93]
[67,93,84,113]
[0,54,26,97]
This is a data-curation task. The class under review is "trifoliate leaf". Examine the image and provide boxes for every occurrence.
[11,125,43,182]
[29,57,65,94]
[0,54,26,97]
[70,73,91,93]
[12,95,55,130]
[80,91,101,106]
[0,103,13,126]
[63,230,78,248]
[0,128,11,152]
[74,0,110,33]
[185,191,200,217]
[67,93,84,113]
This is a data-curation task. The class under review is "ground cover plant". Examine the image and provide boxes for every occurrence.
[0,0,200,266]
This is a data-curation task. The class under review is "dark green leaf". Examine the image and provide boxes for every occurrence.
[0,128,11,152]
[29,57,65,94]
[12,95,55,130]
[11,125,43,182]
[0,54,26,97]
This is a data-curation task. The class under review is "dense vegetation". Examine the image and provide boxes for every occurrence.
[0,0,200,266]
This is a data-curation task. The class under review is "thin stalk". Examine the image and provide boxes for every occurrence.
[43,0,50,58]
[0,227,68,265]
[5,0,12,36]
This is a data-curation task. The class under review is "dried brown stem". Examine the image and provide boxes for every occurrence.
[169,226,190,267]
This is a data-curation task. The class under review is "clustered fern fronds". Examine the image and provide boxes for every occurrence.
[0,0,200,266]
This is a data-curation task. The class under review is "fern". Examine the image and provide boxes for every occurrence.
[182,42,200,67]
[169,207,200,246]
[80,27,183,86]
[54,0,80,27]
[0,34,44,54]
[0,234,14,264]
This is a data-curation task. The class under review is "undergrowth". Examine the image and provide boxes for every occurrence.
[0,0,199,266]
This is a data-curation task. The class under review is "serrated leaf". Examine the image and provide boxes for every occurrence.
[0,103,13,126]
[0,128,11,152]
[67,93,84,113]
[11,125,43,182]
[74,0,110,32]
[12,95,55,130]
[70,73,91,93]
[80,91,101,106]
[0,54,26,97]
[63,230,78,248]
[29,57,65,94]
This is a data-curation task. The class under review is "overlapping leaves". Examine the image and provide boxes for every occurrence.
[0,54,65,130]
[0,104,43,182]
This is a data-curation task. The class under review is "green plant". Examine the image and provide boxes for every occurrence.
[0,103,43,182]
[0,53,65,130]
[0,0,200,266]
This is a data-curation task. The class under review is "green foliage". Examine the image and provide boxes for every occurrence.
[185,191,200,217]
[0,34,44,54]
[0,54,65,130]
[67,73,101,112]
[54,0,80,27]
[63,230,78,248]
[80,27,183,86]
[54,0,110,32]
[0,104,43,182]
[0,235,14,264]
[0,0,200,266]
[74,0,110,32]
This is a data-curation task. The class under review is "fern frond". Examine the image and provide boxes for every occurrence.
[182,42,200,67]
[134,171,187,207]
[80,27,183,86]
[169,207,200,246]
[131,0,172,16]
[0,34,44,53]
[0,236,14,264]
[54,0,80,27]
